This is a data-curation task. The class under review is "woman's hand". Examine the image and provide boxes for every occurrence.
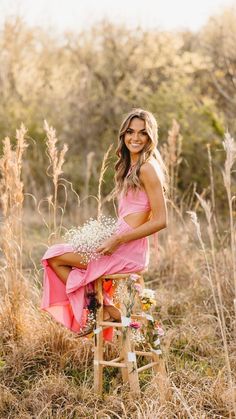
[96,235,121,256]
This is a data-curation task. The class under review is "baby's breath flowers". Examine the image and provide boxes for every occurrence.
[64,215,118,263]
[130,328,146,344]
[112,275,165,352]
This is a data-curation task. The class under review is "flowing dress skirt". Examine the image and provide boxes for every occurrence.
[41,217,149,338]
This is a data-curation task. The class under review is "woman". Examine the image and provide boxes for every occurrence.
[41,108,168,337]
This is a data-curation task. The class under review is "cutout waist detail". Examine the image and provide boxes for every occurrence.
[122,210,151,229]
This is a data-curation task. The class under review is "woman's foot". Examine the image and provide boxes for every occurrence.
[103,306,121,322]
[103,315,119,322]
[77,323,94,337]
[103,309,111,321]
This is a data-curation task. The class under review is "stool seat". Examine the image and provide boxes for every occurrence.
[93,271,170,402]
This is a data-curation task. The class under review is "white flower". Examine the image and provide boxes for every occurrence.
[152,349,162,355]
[130,329,146,344]
[64,215,118,263]
[140,288,156,299]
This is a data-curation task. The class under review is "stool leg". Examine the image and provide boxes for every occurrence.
[152,352,170,404]
[94,278,104,395]
[139,274,145,288]
[123,328,140,395]
[132,274,144,313]
[119,280,140,395]
[118,333,129,383]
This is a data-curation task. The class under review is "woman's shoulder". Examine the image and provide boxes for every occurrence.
[140,158,160,180]
[139,159,164,194]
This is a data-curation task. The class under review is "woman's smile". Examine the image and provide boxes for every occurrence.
[130,142,142,148]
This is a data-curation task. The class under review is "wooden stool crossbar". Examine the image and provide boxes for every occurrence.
[93,272,169,401]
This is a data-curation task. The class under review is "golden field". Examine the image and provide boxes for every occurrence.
[0,8,236,418]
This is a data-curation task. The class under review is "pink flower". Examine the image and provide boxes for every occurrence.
[129,273,140,281]
[129,321,141,329]
[134,283,142,294]
[156,326,164,336]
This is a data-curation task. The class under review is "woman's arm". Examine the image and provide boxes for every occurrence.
[96,161,168,255]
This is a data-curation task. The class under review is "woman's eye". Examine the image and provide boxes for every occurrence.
[125,130,147,136]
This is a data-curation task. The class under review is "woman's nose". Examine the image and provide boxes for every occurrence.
[131,132,138,141]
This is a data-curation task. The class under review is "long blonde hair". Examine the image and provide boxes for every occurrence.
[114,108,169,196]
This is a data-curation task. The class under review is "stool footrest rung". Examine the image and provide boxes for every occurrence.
[135,351,153,357]
[99,360,126,368]
[137,362,158,373]
[110,356,123,363]
[98,315,146,328]
[130,314,146,319]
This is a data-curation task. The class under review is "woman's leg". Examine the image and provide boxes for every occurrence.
[104,305,121,321]
[47,252,87,284]
[47,252,121,321]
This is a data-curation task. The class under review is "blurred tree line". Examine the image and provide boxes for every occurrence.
[0,7,235,213]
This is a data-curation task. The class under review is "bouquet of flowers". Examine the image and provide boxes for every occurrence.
[64,215,118,263]
[113,276,165,352]
[140,288,157,311]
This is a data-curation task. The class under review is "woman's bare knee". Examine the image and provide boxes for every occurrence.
[48,256,60,268]
[55,252,87,269]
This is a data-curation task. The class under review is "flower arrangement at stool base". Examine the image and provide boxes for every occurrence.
[78,273,165,347]
[113,273,165,355]
[93,272,171,402]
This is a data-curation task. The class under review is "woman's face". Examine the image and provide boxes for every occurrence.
[124,117,149,159]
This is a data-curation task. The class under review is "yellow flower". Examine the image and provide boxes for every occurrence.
[142,303,151,311]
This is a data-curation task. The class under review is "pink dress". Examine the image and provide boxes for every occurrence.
[41,187,151,337]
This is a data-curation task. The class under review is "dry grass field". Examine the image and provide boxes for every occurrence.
[0,123,235,418]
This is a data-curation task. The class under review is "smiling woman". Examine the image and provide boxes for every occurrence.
[124,118,149,153]
[41,108,169,338]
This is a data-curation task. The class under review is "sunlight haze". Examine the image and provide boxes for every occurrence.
[1,0,235,32]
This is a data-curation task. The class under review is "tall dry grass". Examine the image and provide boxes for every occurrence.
[97,144,113,220]
[161,119,183,210]
[221,134,236,318]
[0,121,235,417]
[83,150,95,218]
[0,124,28,343]
[44,120,68,240]
[186,132,236,417]
[0,124,28,284]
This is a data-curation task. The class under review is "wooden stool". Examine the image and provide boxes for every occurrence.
[93,272,169,402]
